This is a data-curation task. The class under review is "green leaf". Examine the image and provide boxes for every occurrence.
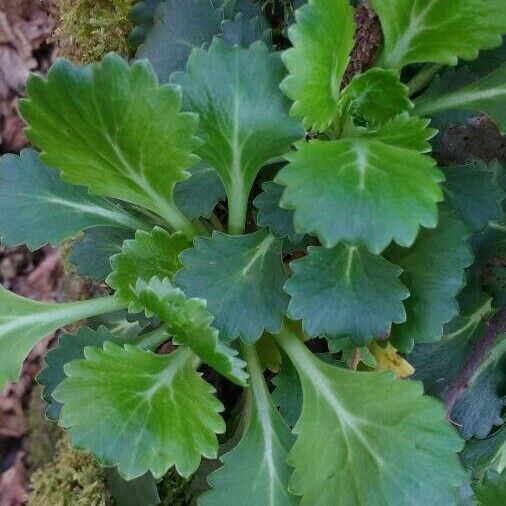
[326,336,378,369]
[414,64,506,134]
[410,294,492,400]
[171,39,302,232]
[253,181,303,243]
[37,326,122,421]
[451,335,506,440]
[133,277,248,386]
[285,244,408,345]
[104,468,160,506]
[136,0,223,82]
[281,0,355,131]
[173,162,225,220]
[0,286,125,389]
[128,0,163,48]
[388,210,474,351]
[460,424,506,474]
[371,0,506,69]
[340,68,412,125]
[442,162,505,231]
[106,227,188,312]
[54,343,225,479]
[221,13,271,48]
[473,469,506,505]
[271,353,302,428]
[0,149,145,250]
[276,138,443,252]
[20,54,200,238]
[176,230,288,343]
[276,325,465,506]
[200,345,296,506]
[69,227,133,283]
[362,114,436,153]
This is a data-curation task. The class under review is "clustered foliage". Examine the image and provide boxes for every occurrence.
[1,0,506,504]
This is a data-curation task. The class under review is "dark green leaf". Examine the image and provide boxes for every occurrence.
[253,181,303,243]
[104,468,160,506]
[473,469,506,505]
[173,163,225,220]
[388,210,474,351]
[415,64,506,135]
[285,244,408,345]
[221,13,271,48]
[171,40,302,230]
[0,149,144,250]
[442,162,505,231]
[176,230,288,343]
[69,227,133,283]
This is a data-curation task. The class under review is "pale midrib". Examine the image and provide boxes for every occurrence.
[415,86,506,116]
[42,195,136,228]
[385,0,438,67]
[241,235,275,277]
[246,345,287,505]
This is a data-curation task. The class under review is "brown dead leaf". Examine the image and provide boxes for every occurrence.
[0,452,28,506]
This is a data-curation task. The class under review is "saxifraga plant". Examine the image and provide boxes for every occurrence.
[1,0,506,504]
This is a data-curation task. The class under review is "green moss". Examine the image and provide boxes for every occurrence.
[28,438,113,506]
[26,386,62,470]
[55,0,135,63]
[28,434,193,505]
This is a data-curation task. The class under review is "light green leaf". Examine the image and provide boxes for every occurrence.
[281,0,355,131]
[371,0,506,69]
[285,244,408,345]
[442,162,505,231]
[0,150,145,250]
[134,277,248,386]
[276,325,465,506]
[387,209,474,351]
[106,227,188,312]
[20,54,200,238]
[171,39,302,232]
[253,181,303,243]
[414,63,506,134]
[37,326,122,421]
[276,138,443,252]
[200,345,296,506]
[0,285,125,389]
[340,68,412,125]
[69,227,133,283]
[362,113,436,153]
[176,230,288,343]
[54,343,225,479]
